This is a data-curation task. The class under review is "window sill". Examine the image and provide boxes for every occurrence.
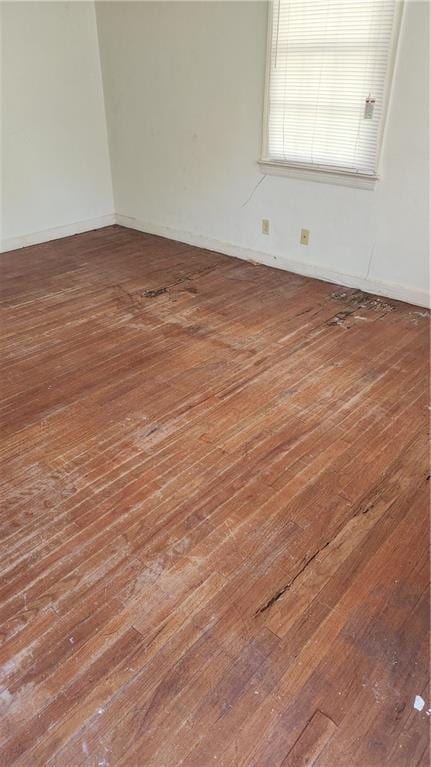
[258,160,378,190]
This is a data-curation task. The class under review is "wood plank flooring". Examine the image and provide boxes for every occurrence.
[0,225,429,766]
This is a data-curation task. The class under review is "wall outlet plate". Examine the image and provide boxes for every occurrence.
[261,219,270,235]
[300,228,310,245]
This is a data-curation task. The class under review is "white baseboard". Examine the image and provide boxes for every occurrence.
[0,213,116,253]
[2,211,428,308]
[116,214,430,309]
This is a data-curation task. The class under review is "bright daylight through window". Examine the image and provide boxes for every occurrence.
[261,0,401,183]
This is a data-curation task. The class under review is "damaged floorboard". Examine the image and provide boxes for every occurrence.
[0,225,429,766]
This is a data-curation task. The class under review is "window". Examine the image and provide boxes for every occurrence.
[260,0,402,188]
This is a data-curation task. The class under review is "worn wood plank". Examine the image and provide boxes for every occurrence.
[280,710,337,766]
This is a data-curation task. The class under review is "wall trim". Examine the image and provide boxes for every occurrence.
[0,213,116,253]
[116,214,430,309]
[2,211,427,309]
[258,160,378,190]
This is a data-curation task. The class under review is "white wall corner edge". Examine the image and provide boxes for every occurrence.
[116,214,430,310]
[0,213,116,254]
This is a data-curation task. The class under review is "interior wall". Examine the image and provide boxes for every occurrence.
[96,0,430,307]
[1,1,114,250]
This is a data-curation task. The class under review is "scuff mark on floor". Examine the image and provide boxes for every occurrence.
[143,287,168,298]
[327,310,354,329]
[255,539,332,615]
[406,310,430,324]
[330,289,396,312]
[326,289,401,329]
[113,264,221,310]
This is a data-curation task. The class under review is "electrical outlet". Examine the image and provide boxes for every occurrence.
[300,228,310,245]
[261,219,270,235]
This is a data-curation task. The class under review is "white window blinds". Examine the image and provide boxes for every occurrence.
[263,0,399,178]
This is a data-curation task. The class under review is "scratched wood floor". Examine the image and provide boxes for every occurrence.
[0,225,429,766]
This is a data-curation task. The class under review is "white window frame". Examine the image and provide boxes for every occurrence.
[259,0,404,190]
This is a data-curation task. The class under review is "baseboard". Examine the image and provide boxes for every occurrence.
[0,213,116,253]
[116,214,430,309]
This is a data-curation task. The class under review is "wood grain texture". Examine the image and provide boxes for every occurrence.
[0,225,429,766]
[281,710,337,766]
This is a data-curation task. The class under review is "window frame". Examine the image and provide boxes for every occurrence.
[259,0,404,190]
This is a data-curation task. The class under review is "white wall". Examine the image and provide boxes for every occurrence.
[96,0,430,307]
[1,1,114,250]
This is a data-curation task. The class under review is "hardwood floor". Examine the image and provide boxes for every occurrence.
[0,225,429,766]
